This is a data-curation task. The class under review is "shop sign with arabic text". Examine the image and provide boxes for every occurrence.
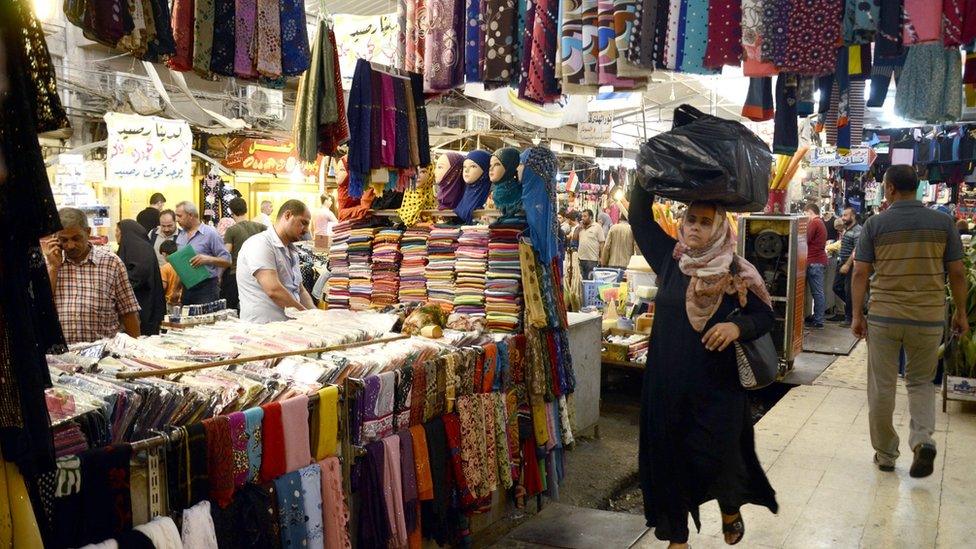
[223,139,321,176]
[105,112,192,186]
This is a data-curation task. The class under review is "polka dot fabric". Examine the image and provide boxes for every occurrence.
[703,0,743,69]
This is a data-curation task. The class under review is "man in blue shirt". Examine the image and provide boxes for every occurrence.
[175,200,232,305]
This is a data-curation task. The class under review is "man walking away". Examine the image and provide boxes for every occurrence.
[851,165,969,478]
[575,209,605,280]
[832,207,861,326]
[137,192,166,233]
[255,200,274,226]
[175,201,232,305]
[601,209,636,269]
[149,209,181,266]
[223,197,267,310]
[804,203,829,328]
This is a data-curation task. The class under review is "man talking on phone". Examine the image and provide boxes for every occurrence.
[42,208,141,344]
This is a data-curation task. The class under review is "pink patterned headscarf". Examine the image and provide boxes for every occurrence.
[673,203,772,332]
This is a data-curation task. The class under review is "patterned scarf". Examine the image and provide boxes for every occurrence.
[673,205,772,332]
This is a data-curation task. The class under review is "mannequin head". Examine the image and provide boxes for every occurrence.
[334,156,348,183]
[462,159,484,184]
[489,156,506,183]
[417,164,434,187]
[434,153,453,183]
[517,163,525,181]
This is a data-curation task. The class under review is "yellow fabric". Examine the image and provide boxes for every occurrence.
[314,386,340,460]
[0,454,43,549]
[397,166,437,226]
[519,239,548,328]
[848,45,862,75]
[530,394,549,447]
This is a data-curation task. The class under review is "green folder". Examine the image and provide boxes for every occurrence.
[167,245,209,289]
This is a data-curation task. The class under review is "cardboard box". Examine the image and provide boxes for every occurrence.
[946,376,976,401]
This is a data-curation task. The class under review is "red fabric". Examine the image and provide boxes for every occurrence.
[318,28,350,156]
[521,434,543,496]
[806,216,829,265]
[259,403,286,482]
[781,0,843,76]
[945,0,966,47]
[963,0,976,43]
[703,0,743,69]
[203,416,235,508]
[441,414,475,509]
[168,0,195,71]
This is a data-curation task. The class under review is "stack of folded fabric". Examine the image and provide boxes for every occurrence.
[426,225,461,312]
[399,224,431,304]
[326,221,352,309]
[486,219,526,333]
[348,226,377,310]
[453,225,490,317]
[371,228,403,308]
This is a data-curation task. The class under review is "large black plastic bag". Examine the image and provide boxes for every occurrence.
[636,105,772,212]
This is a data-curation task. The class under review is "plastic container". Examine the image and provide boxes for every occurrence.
[592,268,624,283]
[583,280,607,309]
[626,270,657,304]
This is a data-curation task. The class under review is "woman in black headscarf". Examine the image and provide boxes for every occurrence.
[116,219,165,336]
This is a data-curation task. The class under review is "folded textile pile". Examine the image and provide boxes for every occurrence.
[453,225,489,316]
[371,228,403,308]
[426,225,461,312]
[399,224,431,303]
[486,219,526,333]
[326,221,352,309]
[348,227,378,310]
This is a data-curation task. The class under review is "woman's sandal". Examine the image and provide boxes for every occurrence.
[722,513,744,546]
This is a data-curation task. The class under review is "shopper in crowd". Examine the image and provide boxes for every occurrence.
[215,190,242,238]
[43,208,141,344]
[136,192,166,233]
[956,218,971,236]
[600,209,636,269]
[255,199,274,226]
[804,203,829,328]
[223,197,267,310]
[629,186,777,548]
[158,239,182,305]
[174,200,232,305]
[824,209,839,241]
[116,219,165,336]
[851,165,969,478]
[149,209,181,266]
[574,209,605,280]
[597,208,613,238]
[831,207,862,326]
[313,193,338,249]
[236,200,315,324]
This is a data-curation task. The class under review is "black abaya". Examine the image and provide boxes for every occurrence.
[629,186,778,543]
[117,219,165,336]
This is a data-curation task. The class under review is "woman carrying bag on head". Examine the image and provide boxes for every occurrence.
[629,185,778,548]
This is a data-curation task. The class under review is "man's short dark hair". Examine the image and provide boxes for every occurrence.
[582,209,594,219]
[228,197,248,216]
[566,211,579,221]
[885,164,920,193]
[159,239,178,255]
[804,203,820,216]
[277,199,309,220]
[159,209,176,222]
[149,192,166,205]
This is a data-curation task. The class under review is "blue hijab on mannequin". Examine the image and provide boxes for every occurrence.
[454,150,493,224]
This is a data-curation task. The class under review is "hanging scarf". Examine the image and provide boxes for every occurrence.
[280,395,312,472]
[298,464,325,549]
[168,0,194,71]
[465,0,484,82]
[421,419,450,545]
[259,402,286,482]
[227,411,249,487]
[234,0,258,77]
[358,441,392,547]
[202,416,235,509]
[255,0,282,77]
[483,0,519,87]
[455,150,493,223]
[279,0,310,75]
[295,19,328,163]
[424,0,465,91]
[397,165,437,225]
[398,429,419,533]
[192,0,215,78]
[274,470,308,547]
[319,457,351,549]
[672,205,772,332]
[381,435,408,547]
[519,147,560,264]
[313,386,340,460]
[210,0,236,75]
[491,147,523,216]
[243,407,263,482]
[435,152,466,210]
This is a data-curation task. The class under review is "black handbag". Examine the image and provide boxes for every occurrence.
[726,259,779,390]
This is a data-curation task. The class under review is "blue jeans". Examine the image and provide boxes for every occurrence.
[807,263,826,324]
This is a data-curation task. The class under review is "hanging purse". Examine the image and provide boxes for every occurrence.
[726,258,779,390]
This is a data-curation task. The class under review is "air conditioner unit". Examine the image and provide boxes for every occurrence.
[430,107,492,132]
[100,72,161,114]
[549,139,596,158]
[240,86,284,121]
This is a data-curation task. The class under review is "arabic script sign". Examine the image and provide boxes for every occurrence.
[105,113,192,187]
[223,139,321,176]
[808,147,877,171]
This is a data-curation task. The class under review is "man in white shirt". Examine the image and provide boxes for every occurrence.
[254,200,273,226]
[236,200,315,323]
[574,209,605,280]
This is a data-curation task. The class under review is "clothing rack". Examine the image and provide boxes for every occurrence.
[114,334,411,380]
